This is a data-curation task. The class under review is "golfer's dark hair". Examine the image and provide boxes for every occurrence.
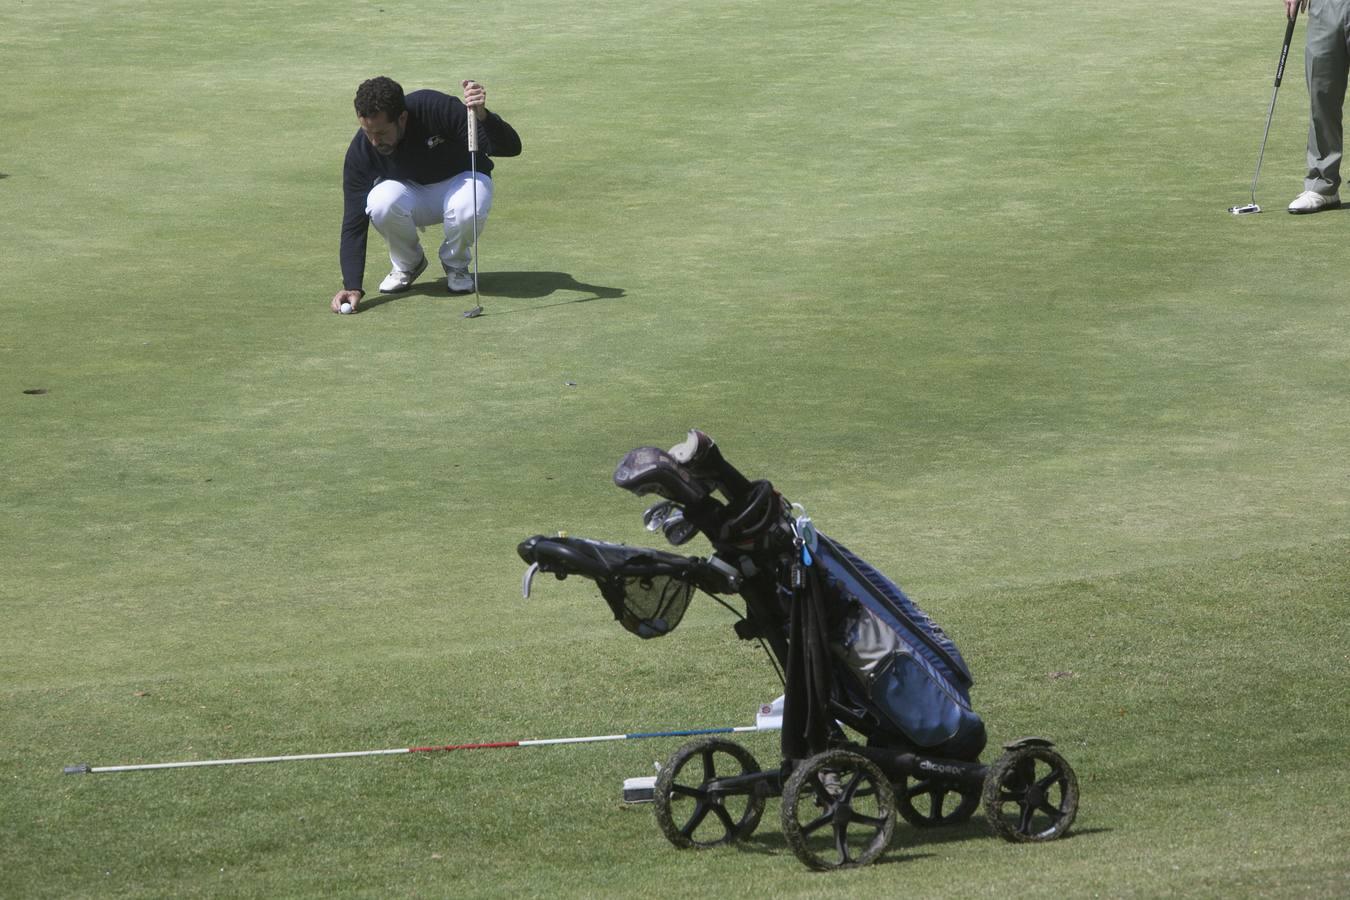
[354,76,406,120]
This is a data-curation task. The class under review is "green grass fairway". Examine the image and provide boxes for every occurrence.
[2,0,1348,896]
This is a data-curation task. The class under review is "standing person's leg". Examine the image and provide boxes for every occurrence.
[433,172,493,293]
[1298,0,1350,207]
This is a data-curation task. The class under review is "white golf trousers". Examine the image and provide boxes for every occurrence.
[366,173,493,274]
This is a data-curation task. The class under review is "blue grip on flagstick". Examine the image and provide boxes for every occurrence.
[626,727,736,740]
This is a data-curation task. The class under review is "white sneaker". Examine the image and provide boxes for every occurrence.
[378,255,428,293]
[446,267,475,294]
[1287,190,1341,214]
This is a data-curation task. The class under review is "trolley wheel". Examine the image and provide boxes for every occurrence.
[897,774,981,828]
[780,749,897,870]
[653,737,765,849]
[982,744,1079,842]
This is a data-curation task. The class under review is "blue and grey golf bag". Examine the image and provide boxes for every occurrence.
[519,430,1078,870]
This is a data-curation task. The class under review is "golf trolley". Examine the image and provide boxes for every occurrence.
[518,431,1078,870]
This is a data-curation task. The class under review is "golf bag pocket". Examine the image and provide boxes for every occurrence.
[836,604,978,748]
[599,572,694,639]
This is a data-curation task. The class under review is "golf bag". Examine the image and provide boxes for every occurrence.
[519,431,1078,869]
[518,431,986,762]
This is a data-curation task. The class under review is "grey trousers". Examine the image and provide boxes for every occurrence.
[1306,0,1350,193]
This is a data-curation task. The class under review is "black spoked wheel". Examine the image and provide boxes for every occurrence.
[653,737,765,849]
[780,750,897,870]
[897,774,981,828]
[982,745,1079,842]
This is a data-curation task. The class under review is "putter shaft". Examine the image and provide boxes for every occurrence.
[464,109,484,317]
[1233,11,1299,215]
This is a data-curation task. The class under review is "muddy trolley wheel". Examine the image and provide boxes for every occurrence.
[897,774,981,828]
[780,749,897,870]
[982,743,1079,842]
[653,737,765,848]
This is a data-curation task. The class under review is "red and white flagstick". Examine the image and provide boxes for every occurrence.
[63,724,771,775]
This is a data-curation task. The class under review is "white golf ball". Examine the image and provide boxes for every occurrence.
[339,302,353,315]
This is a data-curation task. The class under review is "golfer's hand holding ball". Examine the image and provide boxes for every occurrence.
[332,289,362,315]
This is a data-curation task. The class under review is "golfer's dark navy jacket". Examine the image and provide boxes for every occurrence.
[339,89,521,292]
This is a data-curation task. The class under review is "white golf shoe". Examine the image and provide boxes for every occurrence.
[446,267,475,294]
[1287,190,1341,214]
[378,255,428,293]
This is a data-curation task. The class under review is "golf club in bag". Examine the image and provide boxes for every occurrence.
[1231,9,1300,215]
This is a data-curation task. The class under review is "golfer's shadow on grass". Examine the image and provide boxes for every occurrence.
[359,270,624,314]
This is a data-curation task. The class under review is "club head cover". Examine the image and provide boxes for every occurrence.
[668,429,755,500]
[613,446,710,507]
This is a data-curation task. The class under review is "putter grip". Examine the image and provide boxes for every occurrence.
[468,112,479,153]
[1276,10,1298,86]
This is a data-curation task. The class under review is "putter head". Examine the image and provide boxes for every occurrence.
[1229,203,1262,215]
[463,304,484,318]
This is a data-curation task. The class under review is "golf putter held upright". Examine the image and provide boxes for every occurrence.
[1231,8,1300,215]
[463,105,484,318]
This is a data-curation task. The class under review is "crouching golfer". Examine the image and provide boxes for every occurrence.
[331,76,521,313]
